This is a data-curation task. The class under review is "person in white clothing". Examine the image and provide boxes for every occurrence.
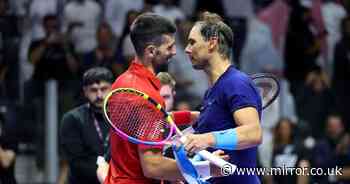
[104,0,143,38]
[62,0,102,54]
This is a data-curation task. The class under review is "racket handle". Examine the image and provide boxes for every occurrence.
[197,150,237,171]
[179,136,237,172]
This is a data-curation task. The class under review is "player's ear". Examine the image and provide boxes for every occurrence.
[145,45,156,58]
[208,37,218,52]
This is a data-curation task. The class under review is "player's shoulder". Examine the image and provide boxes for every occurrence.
[112,70,141,89]
[222,66,252,86]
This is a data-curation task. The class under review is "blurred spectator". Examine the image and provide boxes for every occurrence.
[240,1,285,87]
[240,16,283,75]
[313,114,350,183]
[175,101,191,111]
[271,118,310,184]
[63,0,102,54]
[222,0,255,64]
[83,22,124,77]
[222,0,254,18]
[119,10,140,64]
[60,67,113,184]
[258,78,298,170]
[195,0,224,16]
[153,0,185,23]
[179,0,197,18]
[26,14,80,170]
[257,0,290,56]
[295,67,336,139]
[158,72,176,112]
[29,0,58,39]
[104,0,143,39]
[28,14,79,84]
[0,0,20,100]
[284,2,322,95]
[333,16,350,131]
[0,108,17,184]
[322,0,347,77]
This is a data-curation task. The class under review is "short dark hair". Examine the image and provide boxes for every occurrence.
[130,13,176,57]
[196,12,233,59]
[43,14,58,25]
[82,67,114,86]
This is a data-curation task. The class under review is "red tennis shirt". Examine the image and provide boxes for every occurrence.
[104,58,165,184]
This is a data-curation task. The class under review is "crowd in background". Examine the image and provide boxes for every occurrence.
[1,0,350,183]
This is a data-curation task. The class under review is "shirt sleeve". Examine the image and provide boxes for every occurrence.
[223,76,260,113]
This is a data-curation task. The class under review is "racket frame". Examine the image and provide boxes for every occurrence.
[250,73,280,110]
[103,88,237,169]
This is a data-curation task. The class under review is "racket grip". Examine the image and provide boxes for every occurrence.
[197,150,237,171]
[179,136,237,172]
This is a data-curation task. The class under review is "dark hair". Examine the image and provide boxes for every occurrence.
[196,11,233,59]
[43,14,58,25]
[273,118,296,147]
[82,67,114,86]
[130,13,176,57]
[97,22,113,35]
[327,113,343,123]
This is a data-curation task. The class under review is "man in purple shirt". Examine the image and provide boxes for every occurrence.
[183,11,263,184]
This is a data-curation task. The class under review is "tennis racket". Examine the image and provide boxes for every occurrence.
[251,73,280,110]
[103,88,236,169]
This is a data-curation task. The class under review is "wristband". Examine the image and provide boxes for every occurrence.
[173,111,191,126]
[212,128,238,150]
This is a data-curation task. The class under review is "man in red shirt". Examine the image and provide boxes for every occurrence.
[104,13,184,184]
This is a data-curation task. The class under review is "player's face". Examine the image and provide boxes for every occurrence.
[160,84,175,112]
[153,34,176,66]
[185,24,210,70]
[84,81,112,109]
[326,116,344,138]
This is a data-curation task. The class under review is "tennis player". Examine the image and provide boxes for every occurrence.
[183,12,263,184]
[104,13,225,184]
[97,72,178,183]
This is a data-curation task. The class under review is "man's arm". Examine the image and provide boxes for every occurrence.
[28,41,47,65]
[230,107,262,149]
[184,107,262,152]
[138,148,184,181]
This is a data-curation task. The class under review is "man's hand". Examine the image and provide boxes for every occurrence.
[210,150,230,177]
[96,156,109,183]
[183,133,215,154]
[0,148,15,168]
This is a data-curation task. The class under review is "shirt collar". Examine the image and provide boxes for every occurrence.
[129,58,161,90]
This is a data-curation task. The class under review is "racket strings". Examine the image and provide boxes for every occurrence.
[253,77,279,108]
[107,93,170,142]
